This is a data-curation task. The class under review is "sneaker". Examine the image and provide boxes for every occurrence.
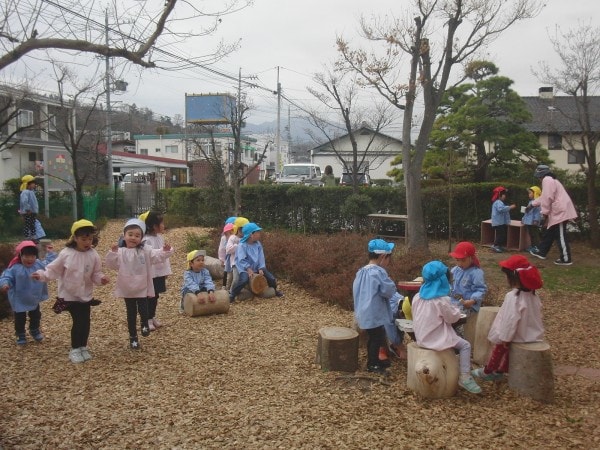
[491,245,503,253]
[29,328,44,342]
[148,321,156,332]
[378,358,391,368]
[152,318,162,329]
[80,347,92,361]
[229,294,235,303]
[367,364,388,374]
[275,290,284,298]
[16,333,27,345]
[471,367,503,382]
[389,343,407,359]
[69,347,85,363]
[459,375,482,394]
[141,325,150,337]
[529,249,546,260]
[129,337,140,349]
[554,259,573,266]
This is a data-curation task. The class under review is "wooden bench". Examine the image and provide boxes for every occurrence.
[368,213,408,241]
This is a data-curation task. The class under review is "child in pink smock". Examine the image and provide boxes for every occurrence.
[472,255,544,382]
[411,260,481,394]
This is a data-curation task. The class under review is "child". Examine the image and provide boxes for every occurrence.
[411,260,481,394]
[0,241,56,345]
[19,175,39,242]
[219,223,234,289]
[140,211,173,331]
[472,255,544,382]
[353,239,402,374]
[32,220,109,363]
[226,217,249,291]
[449,241,487,319]
[522,186,542,253]
[180,250,216,311]
[105,218,173,349]
[229,222,282,302]
[490,186,516,253]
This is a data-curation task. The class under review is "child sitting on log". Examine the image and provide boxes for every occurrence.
[353,238,403,374]
[472,255,544,382]
[412,260,482,394]
[181,250,216,312]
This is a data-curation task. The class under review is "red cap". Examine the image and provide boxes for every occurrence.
[449,241,480,267]
[499,255,543,290]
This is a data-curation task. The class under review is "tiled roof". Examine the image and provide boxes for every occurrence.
[522,95,600,133]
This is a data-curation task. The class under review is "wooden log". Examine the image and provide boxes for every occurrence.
[472,306,500,365]
[204,255,224,281]
[406,342,459,398]
[508,341,554,403]
[183,290,230,317]
[316,327,359,372]
[259,287,276,298]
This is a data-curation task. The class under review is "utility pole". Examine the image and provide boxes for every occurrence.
[105,10,113,189]
[275,66,281,175]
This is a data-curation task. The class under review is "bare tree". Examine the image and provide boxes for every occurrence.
[307,68,396,193]
[534,22,600,248]
[337,0,542,252]
[0,0,249,71]
[0,85,38,152]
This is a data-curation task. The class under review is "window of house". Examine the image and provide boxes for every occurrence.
[17,109,34,128]
[140,148,148,155]
[548,133,562,150]
[48,115,57,132]
[567,150,586,164]
[165,145,178,154]
[155,148,161,153]
[29,152,37,162]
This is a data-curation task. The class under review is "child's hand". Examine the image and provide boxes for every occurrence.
[197,293,206,304]
[0,285,9,293]
[208,292,216,303]
[31,273,41,281]
[100,276,110,285]
[163,244,172,251]
[462,299,476,309]
[258,269,264,276]
[111,244,118,252]
[509,204,517,209]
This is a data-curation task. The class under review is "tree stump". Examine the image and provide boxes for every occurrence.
[204,255,224,281]
[183,290,230,317]
[316,327,359,372]
[508,341,554,403]
[406,342,459,398]
[472,306,500,365]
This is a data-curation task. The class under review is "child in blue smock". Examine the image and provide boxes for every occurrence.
[522,186,542,252]
[180,250,216,312]
[0,240,56,345]
[449,241,487,314]
[229,223,282,302]
[353,239,402,374]
[490,186,516,253]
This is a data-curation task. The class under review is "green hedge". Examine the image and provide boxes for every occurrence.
[159,181,596,239]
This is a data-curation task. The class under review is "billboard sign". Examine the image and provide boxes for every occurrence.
[185,94,236,125]
[43,147,75,191]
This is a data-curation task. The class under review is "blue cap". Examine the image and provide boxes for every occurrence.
[241,222,262,243]
[368,239,395,254]
[225,216,237,224]
[419,261,450,300]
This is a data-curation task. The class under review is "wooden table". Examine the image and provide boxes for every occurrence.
[368,213,408,240]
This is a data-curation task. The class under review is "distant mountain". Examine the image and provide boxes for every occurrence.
[243,116,321,143]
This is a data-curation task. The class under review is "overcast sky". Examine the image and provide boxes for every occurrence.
[5,0,599,132]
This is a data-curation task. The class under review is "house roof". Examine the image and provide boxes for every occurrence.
[133,132,257,143]
[97,144,188,169]
[312,126,402,153]
[521,95,600,134]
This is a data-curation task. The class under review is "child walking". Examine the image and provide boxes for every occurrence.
[19,175,39,242]
[412,260,481,394]
[353,239,402,374]
[32,220,109,363]
[522,186,542,253]
[490,186,516,253]
[229,223,282,302]
[0,241,56,345]
[181,250,216,311]
[472,255,544,382]
[139,211,173,331]
[105,218,173,349]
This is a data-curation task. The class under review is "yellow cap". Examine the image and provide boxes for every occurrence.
[20,175,35,191]
[186,249,206,262]
[139,211,150,222]
[233,217,249,234]
[529,186,542,199]
[71,219,95,236]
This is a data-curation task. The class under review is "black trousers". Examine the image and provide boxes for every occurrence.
[493,224,507,247]
[67,302,91,348]
[537,221,572,262]
[14,305,41,335]
[23,213,36,239]
[125,298,149,338]
[366,326,386,367]
[148,277,166,319]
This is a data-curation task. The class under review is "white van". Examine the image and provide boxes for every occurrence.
[276,163,323,186]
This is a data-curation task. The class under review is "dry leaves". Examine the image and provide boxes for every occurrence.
[0,220,598,449]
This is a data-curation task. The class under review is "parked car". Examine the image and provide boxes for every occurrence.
[340,172,371,187]
[276,163,323,186]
